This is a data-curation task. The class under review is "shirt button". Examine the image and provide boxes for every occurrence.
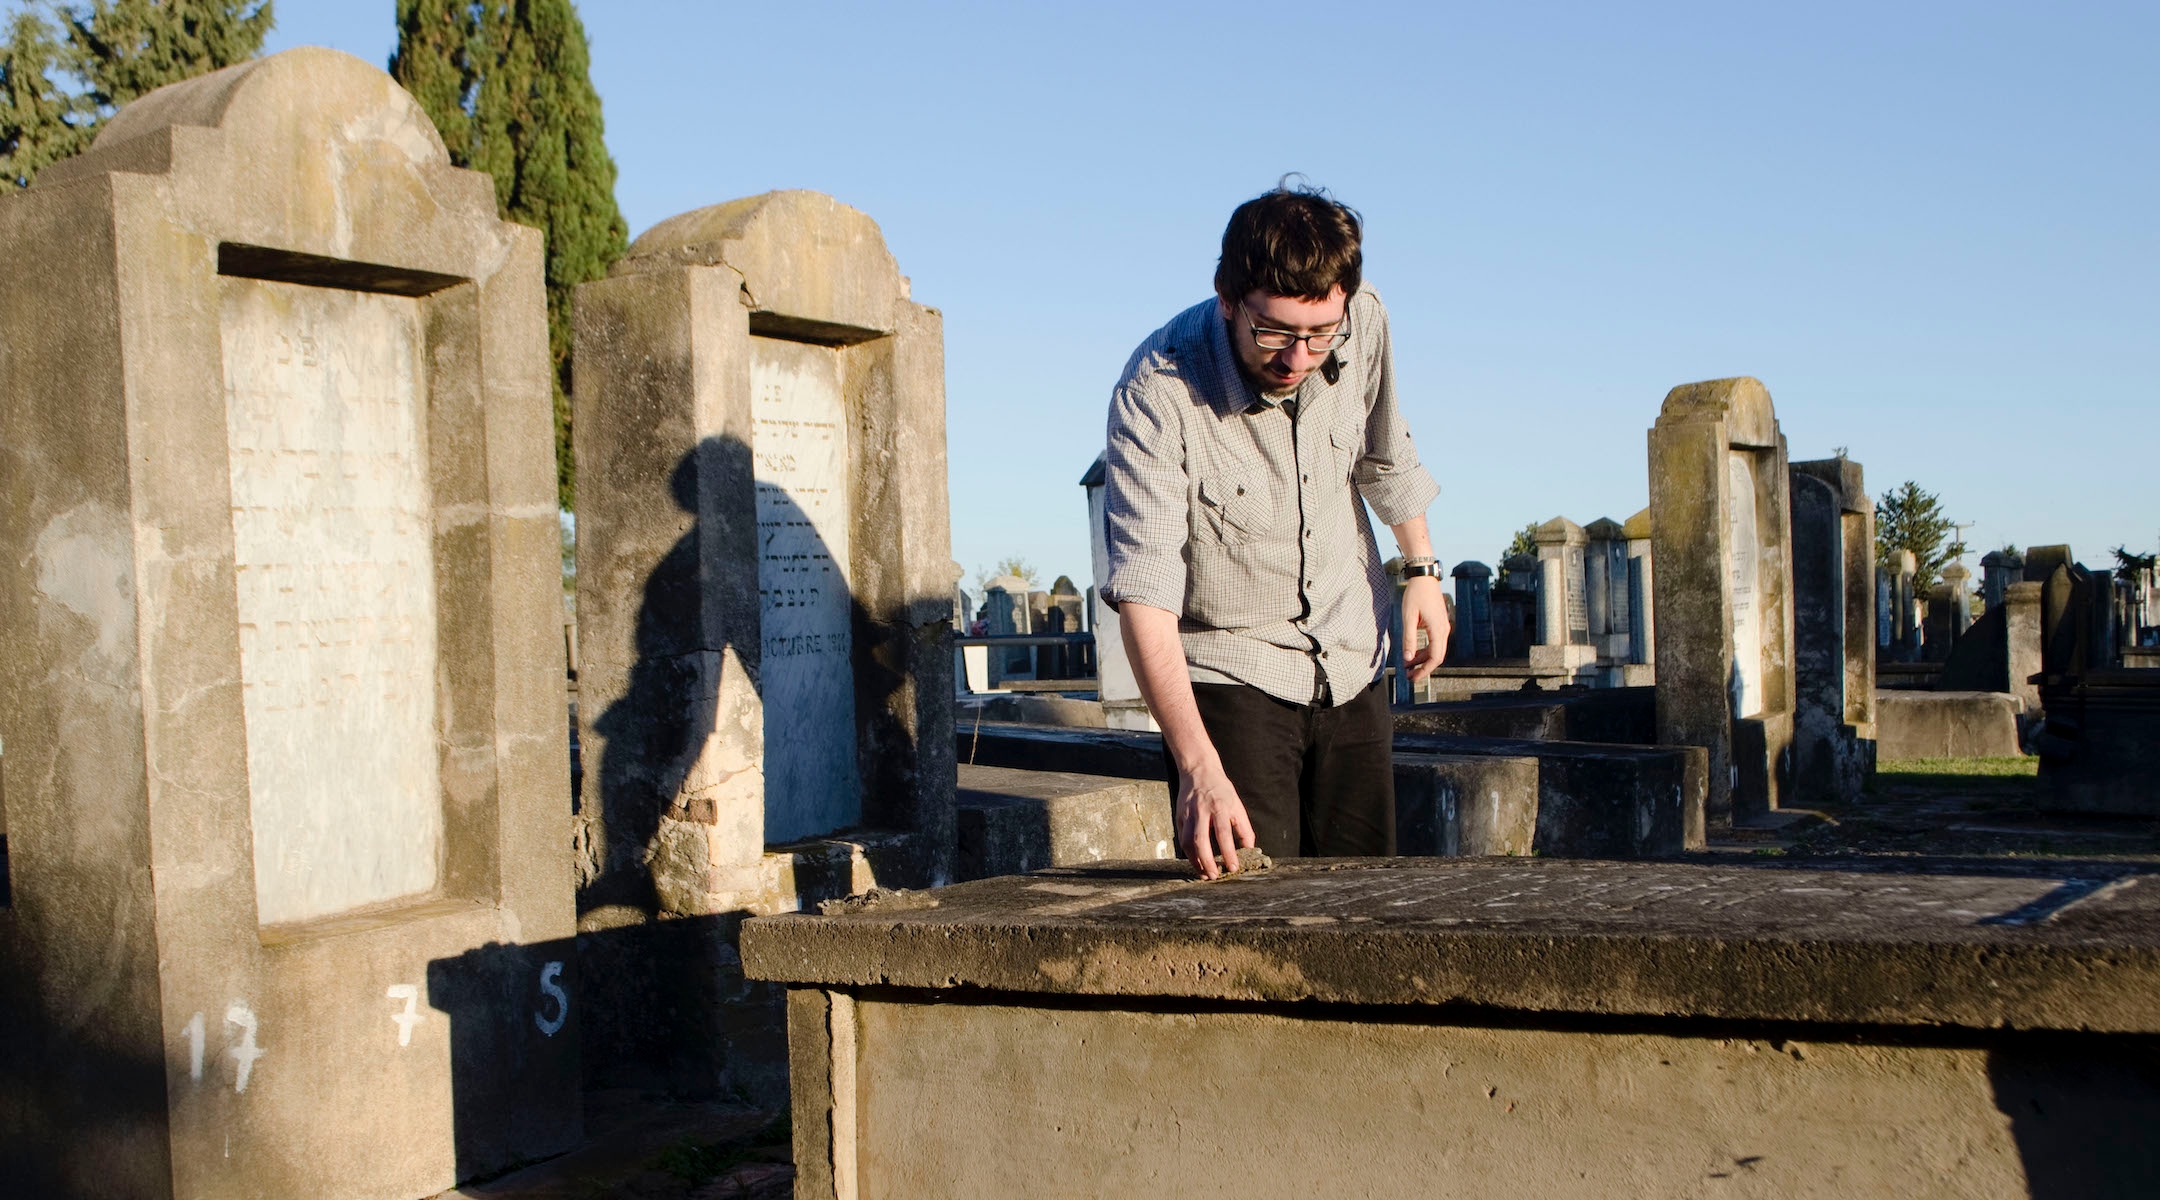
[1302,474,1309,482]
[1304,530,1313,539]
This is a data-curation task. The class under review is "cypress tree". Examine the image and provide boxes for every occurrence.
[392,0,627,511]
[1,1,272,188]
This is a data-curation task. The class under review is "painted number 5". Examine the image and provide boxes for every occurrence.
[534,961,568,1037]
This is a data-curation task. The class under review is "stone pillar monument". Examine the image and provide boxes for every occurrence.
[1530,517,1596,678]
[1788,457,1877,804]
[0,50,578,1197]
[1584,517,1629,664]
[571,190,954,1098]
[1647,378,1798,826]
[1893,550,1919,662]
[1623,508,1656,681]
[1942,563,1973,639]
[1981,550,2021,610]
[1451,561,1495,662]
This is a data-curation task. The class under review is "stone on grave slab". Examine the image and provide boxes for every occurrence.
[750,858,2160,1198]
[1648,377,1797,828]
[1394,687,1656,745]
[570,188,952,1102]
[953,765,1174,880]
[1872,690,2025,760]
[0,48,575,1197]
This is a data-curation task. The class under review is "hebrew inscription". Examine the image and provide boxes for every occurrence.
[221,278,443,925]
[752,336,862,842]
[1726,451,1763,717]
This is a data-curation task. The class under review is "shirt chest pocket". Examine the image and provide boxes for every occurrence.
[1196,475,1275,545]
[1328,420,1363,481]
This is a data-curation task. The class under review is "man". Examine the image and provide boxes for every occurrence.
[1101,182,1448,879]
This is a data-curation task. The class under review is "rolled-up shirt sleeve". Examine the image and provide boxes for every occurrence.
[1350,296,1440,526]
[1100,377,1189,614]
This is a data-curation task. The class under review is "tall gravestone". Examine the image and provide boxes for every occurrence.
[1622,508,1656,681]
[571,191,954,1098]
[0,50,579,1197]
[1451,561,1494,662]
[1787,457,1877,803]
[1530,517,1596,678]
[1648,378,1797,826]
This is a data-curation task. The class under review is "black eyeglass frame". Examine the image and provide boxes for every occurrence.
[1239,300,1353,354]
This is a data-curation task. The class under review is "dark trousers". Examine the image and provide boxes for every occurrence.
[1166,677,1396,858]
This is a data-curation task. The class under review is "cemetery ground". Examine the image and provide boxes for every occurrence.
[1741,757,2160,861]
[441,753,2158,1200]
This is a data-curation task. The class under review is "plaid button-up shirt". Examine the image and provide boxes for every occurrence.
[1101,288,1440,707]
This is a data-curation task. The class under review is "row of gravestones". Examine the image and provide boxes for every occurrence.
[0,50,962,1199]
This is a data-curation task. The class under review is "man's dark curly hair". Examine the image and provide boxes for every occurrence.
[1214,177,1363,304]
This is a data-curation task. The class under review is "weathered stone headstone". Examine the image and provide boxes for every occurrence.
[983,574,1034,681]
[571,189,953,1098]
[1584,516,1629,664]
[1648,377,1797,825]
[1530,517,1596,679]
[1893,549,1919,663]
[1623,508,1655,678]
[0,49,578,1197]
[1786,458,1877,803]
[1981,549,2020,610]
[1451,561,1495,662]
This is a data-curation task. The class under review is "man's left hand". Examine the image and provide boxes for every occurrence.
[1401,575,1450,682]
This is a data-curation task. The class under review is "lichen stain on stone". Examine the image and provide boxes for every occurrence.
[1034,939,1313,1000]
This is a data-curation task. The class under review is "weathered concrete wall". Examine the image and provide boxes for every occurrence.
[1873,691,2025,760]
[0,48,577,1198]
[2035,669,2160,815]
[841,998,2146,1200]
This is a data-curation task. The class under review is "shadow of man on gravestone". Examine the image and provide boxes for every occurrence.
[576,435,909,1101]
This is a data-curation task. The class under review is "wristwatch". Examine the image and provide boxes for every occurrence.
[1399,557,1442,580]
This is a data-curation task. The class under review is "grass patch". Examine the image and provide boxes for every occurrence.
[1876,756,2037,778]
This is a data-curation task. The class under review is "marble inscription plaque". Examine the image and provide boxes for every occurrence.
[221,278,443,925]
[1565,546,1589,642]
[752,337,862,842]
[1726,450,1764,716]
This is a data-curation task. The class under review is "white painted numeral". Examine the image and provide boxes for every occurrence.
[386,984,422,1047]
[224,1004,265,1093]
[534,961,568,1037]
[183,1012,205,1082]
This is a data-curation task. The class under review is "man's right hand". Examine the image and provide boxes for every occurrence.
[1176,758,1256,880]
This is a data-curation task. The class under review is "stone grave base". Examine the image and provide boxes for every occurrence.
[749,858,2160,1200]
[2035,670,2160,815]
[954,765,1174,880]
[956,722,1705,857]
[1874,690,2026,760]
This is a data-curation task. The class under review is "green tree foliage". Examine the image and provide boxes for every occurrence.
[1502,522,1538,564]
[2114,546,2156,576]
[1875,481,1966,592]
[391,0,627,511]
[1,1,272,188]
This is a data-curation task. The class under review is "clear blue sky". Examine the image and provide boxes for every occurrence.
[248,2,2155,583]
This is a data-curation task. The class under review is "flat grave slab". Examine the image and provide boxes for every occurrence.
[750,858,2160,1199]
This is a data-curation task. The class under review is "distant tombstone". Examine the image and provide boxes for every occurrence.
[0,50,577,1195]
[1623,508,1655,673]
[572,190,953,1093]
[1876,566,1893,651]
[1648,377,1798,826]
[983,575,1034,681]
[1942,563,1973,638]
[1892,550,1919,662]
[2023,545,2073,584]
[1531,517,1596,678]
[1980,550,2021,610]
[1584,516,1629,660]
[1493,553,1539,660]
[1786,458,1877,804]
[1451,561,1495,662]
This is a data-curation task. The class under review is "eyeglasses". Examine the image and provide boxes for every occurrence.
[1242,302,1352,354]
